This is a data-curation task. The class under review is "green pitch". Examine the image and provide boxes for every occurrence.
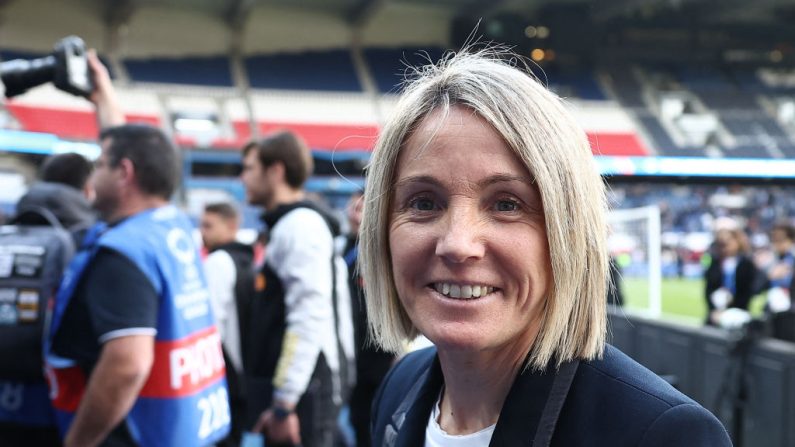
[622,277,767,325]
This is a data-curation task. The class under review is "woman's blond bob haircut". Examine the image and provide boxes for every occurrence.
[360,48,609,369]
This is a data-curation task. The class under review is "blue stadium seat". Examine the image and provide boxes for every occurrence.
[364,47,446,93]
[125,56,233,86]
[245,50,361,91]
[549,70,607,101]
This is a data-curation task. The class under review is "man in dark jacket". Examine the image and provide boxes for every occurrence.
[241,131,354,447]
[0,154,94,447]
[200,201,255,446]
[16,152,96,235]
[343,191,396,447]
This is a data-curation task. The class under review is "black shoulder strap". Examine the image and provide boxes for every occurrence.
[532,360,579,447]
[11,205,77,268]
[12,205,65,229]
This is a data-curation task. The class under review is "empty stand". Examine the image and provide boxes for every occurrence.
[676,67,795,158]
[245,50,361,91]
[608,67,647,108]
[364,47,446,93]
[125,56,233,87]
[546,68,607,101]
[606,68,689,156]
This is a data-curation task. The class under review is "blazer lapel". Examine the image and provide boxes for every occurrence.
[384,353,577,447]
[391,355,444,447]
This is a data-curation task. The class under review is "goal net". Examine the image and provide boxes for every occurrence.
[608,205,662,318]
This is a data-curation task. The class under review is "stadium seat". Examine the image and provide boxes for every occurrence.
[245,50,361,91]
[125,56,233,87]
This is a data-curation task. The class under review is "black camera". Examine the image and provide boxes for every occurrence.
[0,36,93,98]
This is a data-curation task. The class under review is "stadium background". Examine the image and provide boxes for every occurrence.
[3,0,795,318]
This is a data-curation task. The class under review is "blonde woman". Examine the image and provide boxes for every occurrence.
[360,49,731,446]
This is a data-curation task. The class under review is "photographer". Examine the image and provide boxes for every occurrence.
[0,42,122,447]
[85,49,125,129]
[1,36,123,128]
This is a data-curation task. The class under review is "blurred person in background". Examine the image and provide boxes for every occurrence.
[763,223,795,341]
[362,48,730,446]
[704,226,761,326]
[46,124,231,447]
[0,47,120,447]
[763,222,795,312]
[44,50,230,447]
[200,201,255,446]
[241,131,354,447]
[16,152,96,239]
[15,45,120,236]
[0,152,94,447]
[342,190,397,447]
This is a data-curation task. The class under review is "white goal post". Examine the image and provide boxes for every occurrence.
[608,205,662,318]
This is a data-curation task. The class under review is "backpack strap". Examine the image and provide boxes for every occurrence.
[11,205,76,270]
[12,206,67,230]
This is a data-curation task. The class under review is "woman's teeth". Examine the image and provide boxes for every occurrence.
[433,283,495,299]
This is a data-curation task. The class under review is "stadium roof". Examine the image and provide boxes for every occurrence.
[96,0,795,27]
[2,0,795,64]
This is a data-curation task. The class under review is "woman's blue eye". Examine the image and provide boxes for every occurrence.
[496,200,519,212]
[410,198,435,211]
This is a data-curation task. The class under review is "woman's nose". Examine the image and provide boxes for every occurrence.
[434,204,485,263]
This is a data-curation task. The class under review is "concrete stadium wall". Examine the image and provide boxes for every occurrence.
[0,0,105,53]
[0,0,452,57]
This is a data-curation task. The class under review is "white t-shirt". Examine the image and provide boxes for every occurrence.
[203,249,243,374]
[425,394,496,447]
[265,207,355,406]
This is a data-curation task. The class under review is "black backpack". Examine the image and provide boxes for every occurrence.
[0,207,76,380]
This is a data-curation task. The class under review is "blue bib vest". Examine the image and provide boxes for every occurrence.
[44,205,231,446]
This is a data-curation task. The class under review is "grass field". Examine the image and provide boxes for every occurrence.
[622,277,767,325]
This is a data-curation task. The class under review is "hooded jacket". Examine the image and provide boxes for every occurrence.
[16,182,95,231]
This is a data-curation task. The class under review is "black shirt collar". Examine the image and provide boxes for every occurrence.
[260,200,341,236]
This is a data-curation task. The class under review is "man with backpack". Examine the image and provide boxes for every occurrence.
[0,152,95,446]
[241,131,355,447]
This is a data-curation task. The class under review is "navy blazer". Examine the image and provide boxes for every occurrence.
[371,345,732,446]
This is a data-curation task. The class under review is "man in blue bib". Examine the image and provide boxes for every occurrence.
[45,124,231,447]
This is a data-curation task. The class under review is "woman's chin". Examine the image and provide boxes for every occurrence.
[420,328,495,354]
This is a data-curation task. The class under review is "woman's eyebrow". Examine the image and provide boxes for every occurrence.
[479,174,535,188]
[394,175,443,189]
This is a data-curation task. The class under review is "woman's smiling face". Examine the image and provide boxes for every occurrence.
[389,106,552,356]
